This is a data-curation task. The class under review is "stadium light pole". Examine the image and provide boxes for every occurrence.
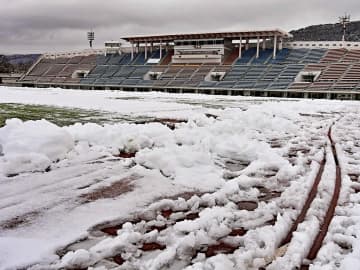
[87,30,95,48]
[339,14,350,42]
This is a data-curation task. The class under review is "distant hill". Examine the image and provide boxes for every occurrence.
[5,54,40,65]
[0,54,40,73]
[290,20,360,42]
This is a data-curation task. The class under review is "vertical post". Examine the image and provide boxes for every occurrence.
[256,36,260,58]
[273,35,277,59]
[160,42,162,59]
[279,37,283,50]
[131,42,134,60]
[262,38,266,50]
[150,43,153,54]
[239,36,242,58]
[145,42,148,59]
[245,39,249,50]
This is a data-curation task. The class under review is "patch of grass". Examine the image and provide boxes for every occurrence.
[0,103,150,127]
[172,98,244,109]
[112,97,143,100]
[172,97,296,109]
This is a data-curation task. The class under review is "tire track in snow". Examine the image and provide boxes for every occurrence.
[280,156,326,247]
[266,124,342,269]
[300,125,342,268]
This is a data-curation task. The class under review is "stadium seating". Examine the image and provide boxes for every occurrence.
[252,49,273,64]
[19,47,360,95]
[119,54,132,65]
[321,49,346,63]
[28,61,52,76]
[317,63,349,81]
[268,48,290,64]
[342,50,360,62]
[131,53,146,65]
[107,54,124,65]
[234,48,257,65]
[287,82,310,90]
[23,55,96,85]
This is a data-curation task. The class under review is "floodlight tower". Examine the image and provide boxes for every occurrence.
[339,14,351,42]
[87,30,95,48]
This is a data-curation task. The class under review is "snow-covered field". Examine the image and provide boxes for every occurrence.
[1,86,360,269]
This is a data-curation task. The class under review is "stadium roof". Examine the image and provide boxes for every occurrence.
[122,29,292,43]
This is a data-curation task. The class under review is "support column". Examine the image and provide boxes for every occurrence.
[145,43,148,59]
[150,43,153,54]
[273,35,277,59]
[279,37,283,50]
[159,42,162,59]
[256,36,260,58]
[262,38,266,50]
[239,36,242,58]
[131,43,134,60]
[245,39,249,50]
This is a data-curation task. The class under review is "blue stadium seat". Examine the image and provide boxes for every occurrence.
[107,54,124,65]
[252,49,273,64]
[96,55,110,65]
[268,48,290,64]
[132,53,147,65]
[119,54,132,65]
[234,48,257,65]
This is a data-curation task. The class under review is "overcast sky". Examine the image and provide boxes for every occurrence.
[0,0,359,54]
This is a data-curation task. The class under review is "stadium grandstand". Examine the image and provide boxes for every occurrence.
[17,29,360,100]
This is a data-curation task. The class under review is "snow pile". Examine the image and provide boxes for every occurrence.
[136,144,224,189]
[0,119,74,176]
[65,122,173,154]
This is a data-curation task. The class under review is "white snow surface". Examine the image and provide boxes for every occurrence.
[0,118,74,175]
[1,86,360,269]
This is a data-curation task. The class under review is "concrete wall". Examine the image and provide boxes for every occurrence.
[285,41,360,50]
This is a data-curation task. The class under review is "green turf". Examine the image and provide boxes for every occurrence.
[0,103,150,127]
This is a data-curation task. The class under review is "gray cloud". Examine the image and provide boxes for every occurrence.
[0,0,359,53]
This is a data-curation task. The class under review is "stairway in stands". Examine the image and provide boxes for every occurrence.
[223,48,239,65]
[160,50,174,65]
